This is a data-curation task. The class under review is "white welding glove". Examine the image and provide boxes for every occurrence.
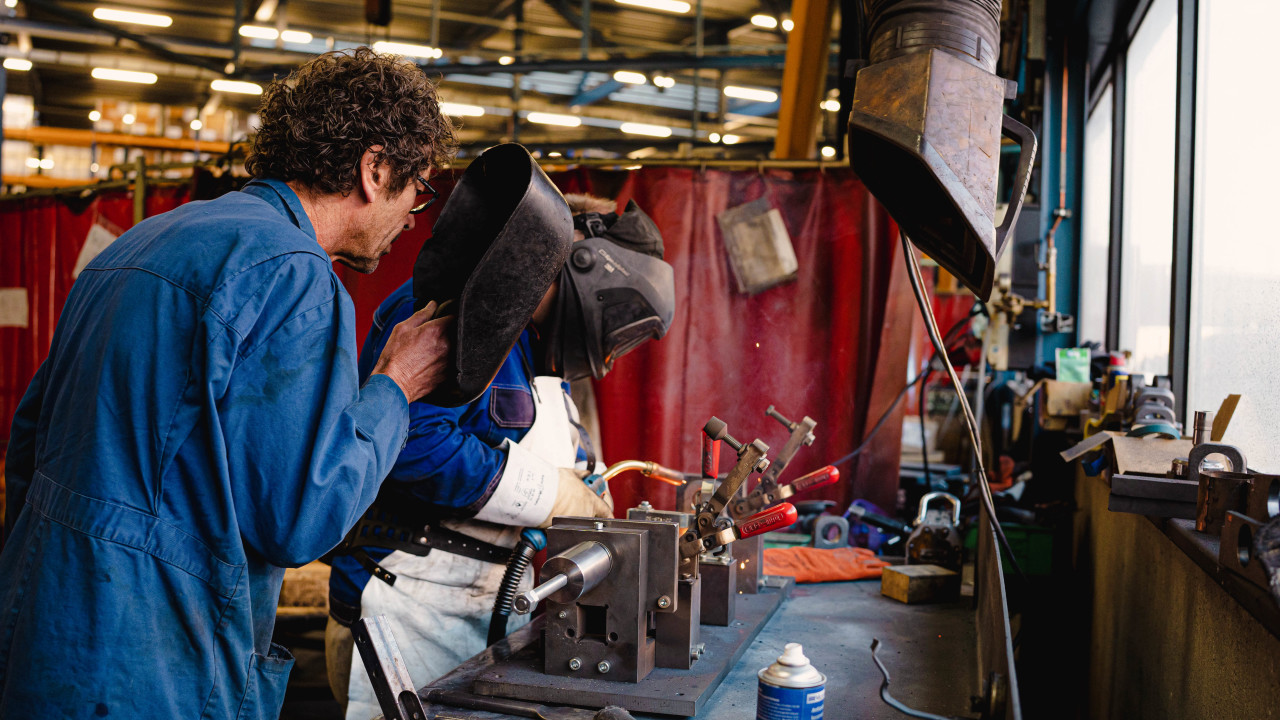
[538,469,615,528]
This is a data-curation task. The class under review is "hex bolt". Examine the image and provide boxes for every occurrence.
[557,610,568,619]
[597,661,611,673]
[569,657,582,671]
[657,595,672,609]
[594,521,605,530]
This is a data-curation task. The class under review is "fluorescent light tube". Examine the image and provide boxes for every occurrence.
[3,58,32,71]
[92,8,173,27]
[526,112,582,127]
[620,122,672,137]
[211,79,263,94]
[615,0,690,14]
[440,102,485,117]
[373,41,442,59]
[750,14,778,28]
[91,68,158,84]
[723,85,778,103]
[613,70,647,84]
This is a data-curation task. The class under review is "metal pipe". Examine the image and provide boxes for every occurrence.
[597,460,686,486]
[514,574,568,614]
[1193,411,1214,446]
[513,540,613,614]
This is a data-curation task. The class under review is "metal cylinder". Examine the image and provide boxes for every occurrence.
[513,540,612,614]
[1193,410,1215,446]
[864,0,1003,73]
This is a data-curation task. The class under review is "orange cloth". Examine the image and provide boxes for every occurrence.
[762,546,891,583]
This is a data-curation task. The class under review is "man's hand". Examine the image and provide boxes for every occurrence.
[537,468,615,528]
[371,300,455,402]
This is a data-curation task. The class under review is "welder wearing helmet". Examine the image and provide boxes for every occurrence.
[325,193,676,719]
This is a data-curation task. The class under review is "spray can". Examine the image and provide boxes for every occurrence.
[756,643,825,720]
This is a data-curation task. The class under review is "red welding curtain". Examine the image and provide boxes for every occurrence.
[0,186,191,449]
[338,167,914,512]
[2,168,913,514]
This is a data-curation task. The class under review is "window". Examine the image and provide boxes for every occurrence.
[1186,0,1280,472]
[1078,85,1113,344]
[1118,0,1177,378]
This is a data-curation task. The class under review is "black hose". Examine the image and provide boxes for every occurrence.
[487,537,538,646]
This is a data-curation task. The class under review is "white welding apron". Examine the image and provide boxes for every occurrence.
[344,376,585,720]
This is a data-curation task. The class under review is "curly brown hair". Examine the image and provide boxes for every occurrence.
[246,47,457,195]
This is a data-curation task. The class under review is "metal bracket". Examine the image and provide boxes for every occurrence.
[352,616,427,720]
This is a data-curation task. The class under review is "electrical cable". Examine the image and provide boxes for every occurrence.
[901,233,1026,583]
[829,313,974,472]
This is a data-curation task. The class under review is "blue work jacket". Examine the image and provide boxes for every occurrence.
[329,280,539,610]
[0,179,409,718]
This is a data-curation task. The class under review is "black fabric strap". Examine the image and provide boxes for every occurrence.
[334,492,513,571]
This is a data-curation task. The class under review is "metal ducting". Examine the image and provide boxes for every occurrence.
[848,0,1036,300]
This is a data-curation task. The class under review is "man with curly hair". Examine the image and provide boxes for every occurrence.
[0,48,455,719]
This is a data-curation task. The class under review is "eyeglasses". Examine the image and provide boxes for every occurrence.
[410,175,438,215]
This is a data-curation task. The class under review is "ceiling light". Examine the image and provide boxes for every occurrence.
[39,157,54,170]
[3,58,32,71]
[25,157,40,169]
[88,110,102,122]
[498,56,514,65]
[373,41,441,59]
[91,162,100,173]
[654,75,675,88]
[190,119,203,131]
[613,70,646,85]
[122,113,135,124]
[440,102,485,117]
[548,151,562,157]
[238,25,278,40]
[92,67,158,84]
[821,145,837,159]
[750,14,778,29]
[624,165,642,170]
[782,18,794,31]
[526,112,581,127]
[724,86,778,103]
[3,0,16,8]
[708,132,721,143]
[721,134,741,144]
[615,0,690,14]
[211,79,263,95]
[821,99,840,112]
[281,30,312,43]
[620,122,672,138]
[92,8,173,27]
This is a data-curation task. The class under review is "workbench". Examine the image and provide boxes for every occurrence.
[1074,463,1280,719]
[416,578,979,719]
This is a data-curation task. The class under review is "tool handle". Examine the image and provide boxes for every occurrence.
[737,503,798,538]
[789,465,840,494]
[766,404,797,430]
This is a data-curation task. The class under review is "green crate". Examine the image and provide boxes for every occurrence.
[963,523,1054,576]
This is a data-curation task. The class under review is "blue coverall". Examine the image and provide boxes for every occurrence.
[329,280,545,616]
[0,179,409,719]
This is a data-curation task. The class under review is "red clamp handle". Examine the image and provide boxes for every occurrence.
[737,503,799,539]
[790,465,840,494]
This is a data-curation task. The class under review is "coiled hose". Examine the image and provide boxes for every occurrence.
[487,528,546,646]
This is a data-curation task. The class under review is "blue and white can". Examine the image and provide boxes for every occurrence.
[756,642,826,720]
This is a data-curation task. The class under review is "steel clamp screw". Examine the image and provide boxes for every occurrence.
[597,661,611,673]
[657,595,672,609]
[594,521,605,530]
[569,657,582,671]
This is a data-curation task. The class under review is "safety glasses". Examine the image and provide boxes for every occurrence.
[410,175,438,215]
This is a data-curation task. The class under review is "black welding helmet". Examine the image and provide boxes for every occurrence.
[544,200,675,381]
[413,143,573,406]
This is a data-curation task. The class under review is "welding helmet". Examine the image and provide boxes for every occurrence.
[413,143,574,406]
[543,200,675,381]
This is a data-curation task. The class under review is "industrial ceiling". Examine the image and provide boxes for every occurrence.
[1,0,844,156]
